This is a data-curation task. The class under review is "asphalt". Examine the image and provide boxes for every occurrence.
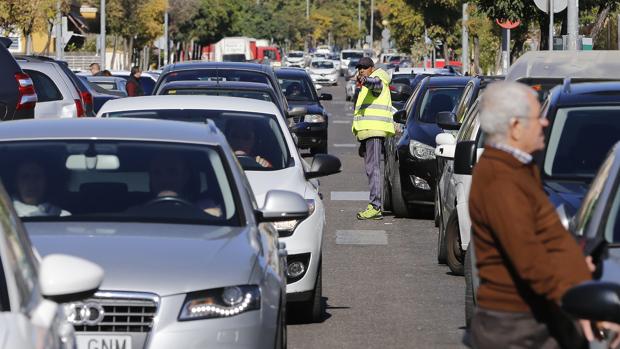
[286,78,467,348]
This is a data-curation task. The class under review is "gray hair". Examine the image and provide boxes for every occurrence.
[479,81,536,143]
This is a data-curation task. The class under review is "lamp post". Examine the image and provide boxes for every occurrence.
[55,0,63,60]
[100,0,106,69]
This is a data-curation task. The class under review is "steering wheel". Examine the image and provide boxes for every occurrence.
[144,196,195,208]
[236,155,261,168]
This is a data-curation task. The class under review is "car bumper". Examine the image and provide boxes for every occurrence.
[397,148,436,205]
[285,61,304,68]
[311,75,338,84]
[291,122,327,149]
[279,193,324,299]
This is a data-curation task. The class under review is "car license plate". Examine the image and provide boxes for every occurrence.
[76,334,132,349]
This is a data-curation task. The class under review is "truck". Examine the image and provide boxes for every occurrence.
[201,37,281,66]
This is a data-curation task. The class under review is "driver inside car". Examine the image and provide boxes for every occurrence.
[12,160,71,217]
[225,121,273,168]
[148,156,223,217]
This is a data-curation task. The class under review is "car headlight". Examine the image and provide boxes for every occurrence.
[273,199,315,234]
[409,140,435,160]
[179,285,260,321]
[304,114,325,123]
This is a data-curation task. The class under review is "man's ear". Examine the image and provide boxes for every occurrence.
[508,118,522,141]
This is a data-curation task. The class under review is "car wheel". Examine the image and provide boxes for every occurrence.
[465,245,474,328]
[446,211,464,275]
[299,258,322,323]
[345,94,350,101]
[390,160,411,218]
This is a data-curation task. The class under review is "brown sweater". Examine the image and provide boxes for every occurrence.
[469,147,591,313]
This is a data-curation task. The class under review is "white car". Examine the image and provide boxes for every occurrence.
[97,95,341,322]
[340,49,364,76]
[308,59,339,86]
[285,51,306,68]
[0,182,103,349]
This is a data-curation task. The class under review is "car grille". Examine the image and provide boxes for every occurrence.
[74,297,158,333]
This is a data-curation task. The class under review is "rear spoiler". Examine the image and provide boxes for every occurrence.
[0,37,12,48]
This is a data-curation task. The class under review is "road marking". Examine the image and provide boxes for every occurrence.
[330,191,369,201]
[332,120,351,124]
[336,230,388,245]
[333,143,357,148]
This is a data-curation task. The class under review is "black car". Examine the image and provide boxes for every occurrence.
[276,68,332,154]
[386,76,472,217]
[0,37,36,120]
[14,55,95,117]
[153,61,306,119]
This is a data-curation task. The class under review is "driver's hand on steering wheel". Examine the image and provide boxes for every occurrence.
[255,156,272,168]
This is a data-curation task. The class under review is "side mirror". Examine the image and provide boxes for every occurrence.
[305,154,342,179]
[39,254,104,303]
[393,109,407,124]
[257,190,309,222]
[319,93,332,101]
[454,141,477,175]
[436,111,460,130]
[287,106,307,118]
[435,133,457,159]
[435,132,456,146]
[562,281,620,323]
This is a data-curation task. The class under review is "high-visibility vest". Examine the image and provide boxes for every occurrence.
[352,68,395,137]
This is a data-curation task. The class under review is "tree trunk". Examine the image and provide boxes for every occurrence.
[111,35,118,70]
[123,37,129,70]
[539,13,549,50]
[41,21,53,55]
[25,33,32,55]
[590,3,612,46]
[127,36,134,69]
[473,36,480,75]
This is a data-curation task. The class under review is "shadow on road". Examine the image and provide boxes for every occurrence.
[287,297,349,325]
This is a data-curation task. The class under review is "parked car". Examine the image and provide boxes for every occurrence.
[307,59,339,86]
[76,76,121,114]
[0,173,103,348]
[345,78,356,102]
[84,76,128,97]
[463,80,620,327]
[385,76,472,217]
[153,61,306,119]
[15,56,95,117]
[344,60,359,80]
[18,60,86,118]
[340,49,364,76]
[276,67,333,154]
[0,117,298,348]
[110,70,158,95]
[98,96,342,322]
[285,51,306,68]
[0,37,36,120]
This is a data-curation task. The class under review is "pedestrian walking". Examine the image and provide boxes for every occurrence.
[89,63,104,76]
[125,66,144,97]
[352,57,395,220]
[468,81,594,349]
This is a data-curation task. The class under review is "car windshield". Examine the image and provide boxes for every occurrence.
[417,87,465,123]
[0,141,239,225]
[604,172,620,243]
[544,106,620,178]
[342,52,363,59]
[288,52,304,58]
[278,77,315,102]
[159,70,272,91]
[311,61,333,69]
[162,88,273,102]
[104,109,291,171]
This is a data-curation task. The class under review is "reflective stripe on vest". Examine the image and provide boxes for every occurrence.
[355,103,393,113]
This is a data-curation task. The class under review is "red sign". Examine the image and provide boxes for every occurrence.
[495,19,521,30]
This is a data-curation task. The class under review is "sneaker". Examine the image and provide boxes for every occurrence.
[357,204,383,220]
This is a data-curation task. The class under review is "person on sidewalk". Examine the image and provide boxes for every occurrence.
[352,57,395,220]
[469,81,594,349]
[125,66,144,97]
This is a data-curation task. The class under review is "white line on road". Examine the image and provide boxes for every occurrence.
[330,191,369,201]
[333,143,357,148]
[336,230,388,245]
[332,120,351,124]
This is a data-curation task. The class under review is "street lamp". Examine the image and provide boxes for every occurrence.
[100,0,106,69]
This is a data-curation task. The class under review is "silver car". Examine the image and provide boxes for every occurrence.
[0,118,308,349]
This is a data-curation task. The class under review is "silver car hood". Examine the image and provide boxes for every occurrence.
[26,222,259,297]
[246,167,307,206]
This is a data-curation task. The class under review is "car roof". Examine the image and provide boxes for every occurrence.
[506,51,620,81]
[161,61,274,74]
[97,95,281,116]
[160,80,274,91]
[275,68,310,77]
[0,118,226,145]
[426,76,473,86]
[552,81,620,106]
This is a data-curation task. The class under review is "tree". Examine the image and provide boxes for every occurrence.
[382,0,424,54]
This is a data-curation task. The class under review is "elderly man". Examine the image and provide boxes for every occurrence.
[89,63,103,76]
[469,81,593,348]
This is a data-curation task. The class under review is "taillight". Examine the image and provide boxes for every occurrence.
[80,91,93,107]
[389,85,397,91]
[14,72,37,110]
[74,99,85,117]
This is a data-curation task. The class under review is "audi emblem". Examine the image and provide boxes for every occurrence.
[67,302,105,326]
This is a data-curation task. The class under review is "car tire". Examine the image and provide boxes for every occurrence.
[299,258,322,323]
[275,295,287,349]
[390,160,411,218]
[446,211,464,275]
[465,245,474,328]
[382,148,393,213]
[345,94,350,101]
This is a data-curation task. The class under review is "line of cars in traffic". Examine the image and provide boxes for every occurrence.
[0,36,343,348]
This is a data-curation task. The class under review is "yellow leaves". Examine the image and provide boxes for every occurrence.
[0,0,65,35]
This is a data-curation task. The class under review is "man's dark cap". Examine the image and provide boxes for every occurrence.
[356,57,374,69]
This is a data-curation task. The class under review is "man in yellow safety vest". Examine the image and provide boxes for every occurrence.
[353,56,395,220]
